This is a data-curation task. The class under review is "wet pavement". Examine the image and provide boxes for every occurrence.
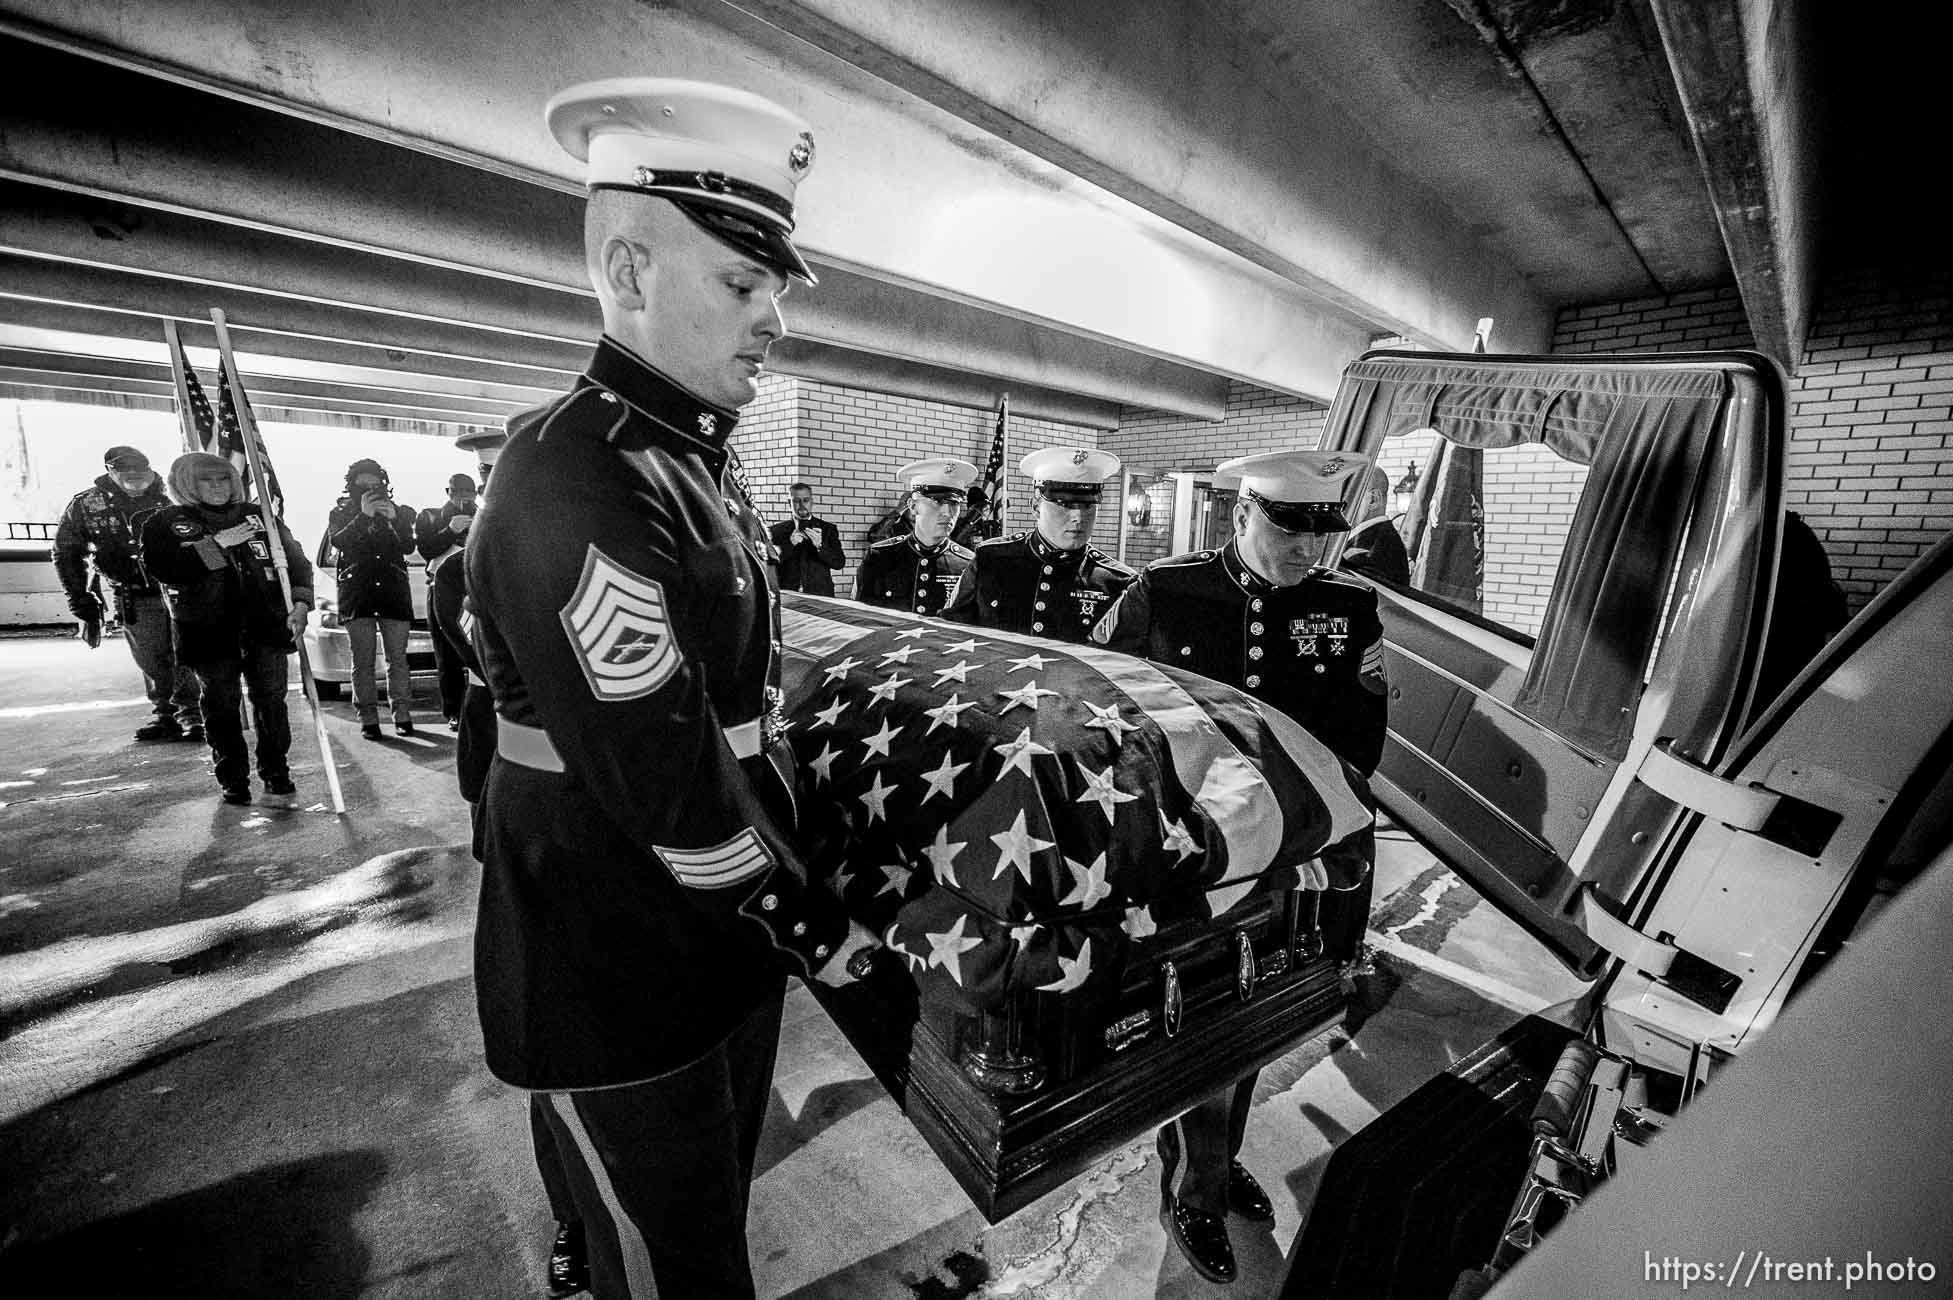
[0,629,1586,1298]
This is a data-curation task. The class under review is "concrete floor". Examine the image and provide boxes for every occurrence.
[0,630,1586,1298]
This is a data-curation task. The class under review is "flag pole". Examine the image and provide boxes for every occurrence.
[209,308,347,815]
[161,320,201,455]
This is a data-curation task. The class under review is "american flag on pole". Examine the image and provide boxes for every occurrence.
[204,359,284,516]
[167,330,219,449]
[970,393,1009,541]
[779,594,1373,1007]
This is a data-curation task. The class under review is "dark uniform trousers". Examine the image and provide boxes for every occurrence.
[942,529,1135,642]
[853,535,973,615]
[469,338,855,1300]
[194,645,293,788]
[1096,541,1387,1215]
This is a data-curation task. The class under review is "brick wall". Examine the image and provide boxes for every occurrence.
[1552,271,1953,609]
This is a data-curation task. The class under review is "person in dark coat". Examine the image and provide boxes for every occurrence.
[416,472,480,729]
[768,481,846,594]
[466,78,878,1299]
[140,453,313,806]
[52,445,202,741]
[944,446,1135,641]
[1337,464,1412,587]
[1094,449,1384,1285]
[322,458,416,739]
[853,458,978,615]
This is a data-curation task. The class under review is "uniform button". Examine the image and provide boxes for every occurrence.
[793,922,807,936]
[914,604,925,613]
[1034,601,1046,610]
[1313,663,1326,674]
[1180,646,1192,656]
[1248,646,1263,660]
[815,944,830,959]
[883,590,894,597]
[761,894,778,910]
[1042,565,1053,575]
[1246,674,1261,688]
[1032,622,1045,632]
[1039,582,1051,590]
[989,599,1000,608]
[1250,599,1264,612]
[599,391,618,403]
[1250,622,1264,636]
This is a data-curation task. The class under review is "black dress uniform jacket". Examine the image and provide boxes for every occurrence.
[139,504,314,664]
[52,474,172,610]
[430,551,494,806]
[944,530,1135,642]
[467,337,851,1091]
[853,535,973,615]
[1094,541,1386,776]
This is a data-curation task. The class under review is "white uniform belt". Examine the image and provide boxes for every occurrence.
[496,716,763,771]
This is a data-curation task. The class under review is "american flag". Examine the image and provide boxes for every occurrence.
[168,330,218,448]
[971,393,1009,541]
[779,594,1373,1007]
[214,359,285,516]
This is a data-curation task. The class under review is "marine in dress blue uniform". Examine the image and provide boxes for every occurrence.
[853,457,978,615]
[1093,449,1385,1284]
[465,79,875,1300]
[943,446,1134,641]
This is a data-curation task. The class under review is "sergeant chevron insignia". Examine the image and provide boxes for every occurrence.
[560,545,679,700]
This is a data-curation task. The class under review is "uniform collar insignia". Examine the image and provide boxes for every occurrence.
[1222,540,1277,594]
[586,336,740,451]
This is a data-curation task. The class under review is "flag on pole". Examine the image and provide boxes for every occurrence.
[214,358,285,516]
[163,324,218,453]
[972,393,1009,541]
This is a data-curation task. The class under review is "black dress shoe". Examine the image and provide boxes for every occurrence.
[547,1220,589,1298]
[181,723,205,743]
[220,784,252,806]
[1227,1160,1275,1222]
[1161,1195,1236,1284]
[361,723,383,741]
[134,718,183,742]
[394,719,415,737]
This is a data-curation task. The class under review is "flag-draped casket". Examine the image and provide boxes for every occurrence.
[779,593,1373,1219]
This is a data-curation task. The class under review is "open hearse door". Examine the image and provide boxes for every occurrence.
[1287,351,1953,1296]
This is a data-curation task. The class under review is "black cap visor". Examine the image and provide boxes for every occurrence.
[913,486,967,505]
[1247,490,1349,534]
[670,197,817,285]
[1036,483,1103,507]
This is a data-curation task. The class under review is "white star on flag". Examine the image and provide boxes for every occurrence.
[1082,700,1141,745]
[1009,921,1042,950]
[813,696,850,727]
[997,681,1060,714]
[930,660,978,687]
[1038,937,1093,993]
[939,637,991,654]
[894,627,931,641]
[861,719,902,759]
[1161,812,1201,862]
[991,809,1056,882]
[857,772,896,823]
[884,925,927,972]
[1058,853,1112,908]
[922,692,977,733]
[876,858,914,898]
[922,825,966,886]
[823,655,862,683]
[993,727,1054,779]
[1004,653,1056,673]
[831,861,858,897]
[1075,763,1138,823]
[918,750,970,803]
[877,645,922,666]
[925,913,984,986]
[1121,905,1158,941]
[809,743,840,784]
[867,673,913,704]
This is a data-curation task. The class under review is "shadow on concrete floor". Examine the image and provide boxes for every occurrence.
[0,1151,391,1298]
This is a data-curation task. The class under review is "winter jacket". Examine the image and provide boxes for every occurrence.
[52,473,173,610]
[141,501,314,663]
[323,496,415,620]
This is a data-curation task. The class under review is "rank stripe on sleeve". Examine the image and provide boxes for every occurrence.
[560,545,680,701]
[654,828,774,888]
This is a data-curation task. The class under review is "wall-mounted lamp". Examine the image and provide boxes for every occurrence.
[1126,478,1153,529]
[1392,463,1421,516]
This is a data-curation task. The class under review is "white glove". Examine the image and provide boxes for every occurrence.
[213,520,262,548]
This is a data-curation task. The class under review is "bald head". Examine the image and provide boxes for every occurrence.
[582,190,789,411]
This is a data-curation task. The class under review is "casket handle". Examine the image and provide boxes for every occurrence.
[1162,959,1183,1039]
[1235,929,1257,1002]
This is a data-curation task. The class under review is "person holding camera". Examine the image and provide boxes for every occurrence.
[324,458,417,739]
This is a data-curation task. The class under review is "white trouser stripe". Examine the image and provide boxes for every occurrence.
[548,1091,660,1298]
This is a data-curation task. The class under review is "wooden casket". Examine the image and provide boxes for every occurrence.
[778,594,1372,1220]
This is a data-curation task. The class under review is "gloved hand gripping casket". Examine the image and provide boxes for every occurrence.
[778,593,1373,1220]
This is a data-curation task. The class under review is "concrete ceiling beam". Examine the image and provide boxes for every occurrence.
[0,375,492,435]
[1644,0,1816,370]
[0,0,1384,398]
